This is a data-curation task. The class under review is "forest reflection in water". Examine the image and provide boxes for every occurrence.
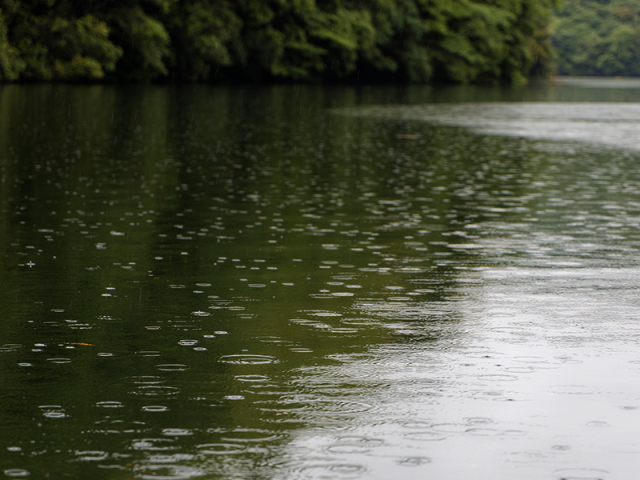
[1,80,640,479]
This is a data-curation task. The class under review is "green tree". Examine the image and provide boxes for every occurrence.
[0,0,559,83]
[552,0,640,76]
[164,0,241,81]
[1,0,122,80]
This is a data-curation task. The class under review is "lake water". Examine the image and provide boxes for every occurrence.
[2,78,640,479]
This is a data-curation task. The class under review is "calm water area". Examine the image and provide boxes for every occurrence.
[2,78,640,479]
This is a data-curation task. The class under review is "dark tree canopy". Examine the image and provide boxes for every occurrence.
[0,0,558,83]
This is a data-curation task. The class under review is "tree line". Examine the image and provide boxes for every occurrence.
[552,0,640,77]
[0,0,558,84]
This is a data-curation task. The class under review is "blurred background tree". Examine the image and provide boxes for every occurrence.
[552,0,640,76]
[0,0,558,83]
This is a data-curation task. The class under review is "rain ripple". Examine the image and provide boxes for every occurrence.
[132,464,204,480]
[4,470,30,477]
[131,386,180,397]
[196,443,247,455]
[220,355,278,365]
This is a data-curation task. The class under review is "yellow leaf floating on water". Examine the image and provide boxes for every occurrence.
[68,343,95,346]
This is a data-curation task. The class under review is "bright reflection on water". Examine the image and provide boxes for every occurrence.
[341,101,640,150]
[1,80,640,479]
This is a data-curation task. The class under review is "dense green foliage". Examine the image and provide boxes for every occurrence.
[0,0,557,83]
[552,0,640,76]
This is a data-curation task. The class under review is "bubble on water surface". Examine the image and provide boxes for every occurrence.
[191,311,209,317]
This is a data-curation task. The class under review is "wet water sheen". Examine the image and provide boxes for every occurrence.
[2,80,640,479]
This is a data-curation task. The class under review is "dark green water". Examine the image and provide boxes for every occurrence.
[2,81,640,479]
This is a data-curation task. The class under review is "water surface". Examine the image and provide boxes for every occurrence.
[1,80,640,479]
